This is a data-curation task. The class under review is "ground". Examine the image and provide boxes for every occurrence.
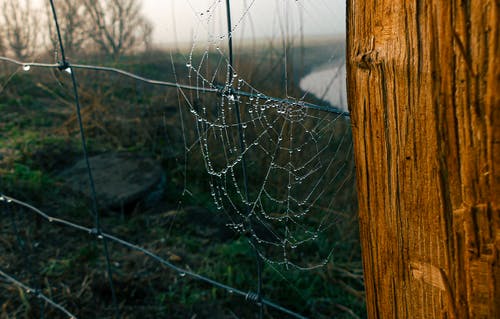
[0,42,365,318]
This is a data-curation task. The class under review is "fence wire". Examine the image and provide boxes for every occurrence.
[0,56,348,116]
[0,194,308,319]
[0,267,76,319]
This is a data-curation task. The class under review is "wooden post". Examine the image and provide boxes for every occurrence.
[346,1,499,318]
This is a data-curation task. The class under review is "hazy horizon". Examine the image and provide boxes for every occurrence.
[30,0,345,45]
[143,0,346,44]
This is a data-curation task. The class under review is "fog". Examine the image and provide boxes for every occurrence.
[32,0,345,45]
[142,0,346,44]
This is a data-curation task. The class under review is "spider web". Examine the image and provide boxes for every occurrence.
[172,0,353,269]
[0,1,357,317]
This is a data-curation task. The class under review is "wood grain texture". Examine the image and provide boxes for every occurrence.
[346,1,499,318]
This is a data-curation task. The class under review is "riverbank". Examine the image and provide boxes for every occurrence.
[300,58,348,113]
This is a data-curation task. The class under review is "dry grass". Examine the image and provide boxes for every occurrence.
[0,42,364,318]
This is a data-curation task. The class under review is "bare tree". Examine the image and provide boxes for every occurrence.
[82,0,153,60]
[46,0,87,58]
[140,18,153,52]
[1,0,38,60]
[0,25,5,57]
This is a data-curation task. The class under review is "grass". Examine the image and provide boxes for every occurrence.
[0,40,364,318]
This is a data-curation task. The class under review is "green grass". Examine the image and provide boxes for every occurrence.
[0,43,364,318]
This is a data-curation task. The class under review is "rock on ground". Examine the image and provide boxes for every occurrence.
[59,152,163,210]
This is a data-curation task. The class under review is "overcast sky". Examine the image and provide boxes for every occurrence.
[33,0,344,45]
[142,0,345,44]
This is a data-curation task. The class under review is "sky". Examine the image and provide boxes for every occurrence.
[31,0,345,46]
[141,0,346,45]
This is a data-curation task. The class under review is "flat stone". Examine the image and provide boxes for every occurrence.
[59,152,163,209]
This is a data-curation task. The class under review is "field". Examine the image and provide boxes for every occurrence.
[0,40,365,318]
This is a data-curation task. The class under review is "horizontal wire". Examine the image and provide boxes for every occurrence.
[0,194,308,319]
[0,268,76,319]
[0,56,349,116]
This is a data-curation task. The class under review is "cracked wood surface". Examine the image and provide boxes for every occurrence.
[346,1,498,318]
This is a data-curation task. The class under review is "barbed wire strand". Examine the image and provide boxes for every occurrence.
[224,1,265,318]
[0,268,77,319]
[0,194,308,319]
[0,56,349,116]
[47,1,120,318]
[0,2,342,317]
[4,200,45,318]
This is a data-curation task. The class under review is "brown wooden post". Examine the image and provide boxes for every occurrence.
[346,1,499,318]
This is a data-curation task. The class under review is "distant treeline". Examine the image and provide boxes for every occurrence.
[0,0,152,61]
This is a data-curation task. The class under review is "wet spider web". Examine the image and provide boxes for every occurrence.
[171,0,353,269]
[0,1,357,317]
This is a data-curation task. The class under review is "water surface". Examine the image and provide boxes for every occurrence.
[300,62,348,113]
